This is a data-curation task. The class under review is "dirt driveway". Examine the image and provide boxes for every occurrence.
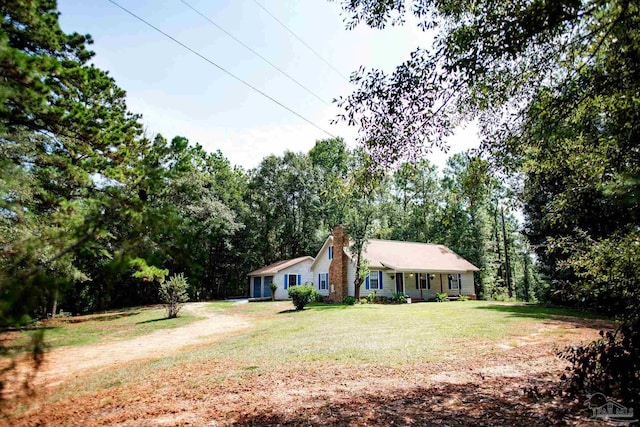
[34,302,251,388]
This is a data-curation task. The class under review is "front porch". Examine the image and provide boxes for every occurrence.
[387,271,474,300]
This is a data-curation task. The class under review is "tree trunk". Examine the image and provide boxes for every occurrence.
[354,255,363,301]
[51,292,58,319]
[494,202,502,277]
[501,206,513,298]
[522,252,531,302]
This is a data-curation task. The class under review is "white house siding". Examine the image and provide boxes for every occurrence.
[459,272,475,295]
[311,243,332,297]
[346,263,395,298]
[347,260,356,297]
[272,259,314,300]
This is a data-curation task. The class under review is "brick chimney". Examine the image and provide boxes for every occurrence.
[329,225,349,303]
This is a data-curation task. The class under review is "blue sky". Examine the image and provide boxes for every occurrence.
[57,0,478,170]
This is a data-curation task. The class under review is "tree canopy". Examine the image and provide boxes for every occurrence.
[333,0,639,406]
[334,0,639,314]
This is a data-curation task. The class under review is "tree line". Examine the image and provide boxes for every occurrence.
[0,0,539,326]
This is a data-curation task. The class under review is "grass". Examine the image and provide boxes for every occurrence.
[79,301,600,375]
[210,301,604,368]
[36,299,609,406]
[7,301,610,427]
[189,301,586,367]
[10,300,611,426]
[6,306,203,351]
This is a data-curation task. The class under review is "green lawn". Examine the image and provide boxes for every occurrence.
[185,301,599,368]
[9,306,203,351]
[25,300,609,414]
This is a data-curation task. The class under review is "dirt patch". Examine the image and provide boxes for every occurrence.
[9,303,251,392]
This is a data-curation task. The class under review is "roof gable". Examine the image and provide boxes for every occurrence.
[309,236,333,270]
[248,256,314,276]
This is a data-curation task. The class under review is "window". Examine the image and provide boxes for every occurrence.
[419,274,428,289]
[369,271,379,289]
[448,274,460,290]
[319,273,328,290]
[288,274,298,288]
[328,246,333,260]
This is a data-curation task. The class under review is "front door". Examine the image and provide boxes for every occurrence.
[253,277,262,298]
[396,273,404,293]
[264,276,273,298]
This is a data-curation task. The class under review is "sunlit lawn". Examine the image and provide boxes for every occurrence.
[190,300,600,367]
[6,306,203,351]
[32,300,609,406]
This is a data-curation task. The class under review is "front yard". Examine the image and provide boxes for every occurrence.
[4,301,610,425]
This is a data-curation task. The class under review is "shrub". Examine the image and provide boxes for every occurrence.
[269,282,278,301]
[159,273,189,318]
[376,296,390,304]
[493,292,516,302]
[366,291,376,303]
[390,292,407,304]
[343,296,357,305]
[360,298,369,304]
[458,295,468,301]
[288,285,320,310]
[435,293,448,302]
[560,317,639,410]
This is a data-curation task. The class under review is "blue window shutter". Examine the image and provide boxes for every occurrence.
[415,274,419,289]
[448,275,452,289]
[284,274,288,290]
[365,275,370,289]
[297,274,301,285]
[379,271,383,289]
[458,274,462,290]
[325,273,328,289]
[318,274,321,289]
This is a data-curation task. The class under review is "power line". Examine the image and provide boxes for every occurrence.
[251,0,351,83]
[105,0,336,138]
[178,0,329,106]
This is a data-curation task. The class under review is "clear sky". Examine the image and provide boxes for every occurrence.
[57,0,479,170]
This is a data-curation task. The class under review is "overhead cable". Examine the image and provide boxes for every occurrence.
[179,0,330,106]
[251,0,351,83]
[106,0,336,138]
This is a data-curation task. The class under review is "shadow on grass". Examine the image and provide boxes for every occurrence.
[233,375,600,426]
[308,303,352,311]
[277,303,356,314]
[53,311,142,324]
[277,309,301,314]
[135,317,171,325]
[474,304,612,327]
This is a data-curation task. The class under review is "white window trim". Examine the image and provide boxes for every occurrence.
[419,274,428,289]
[450,274,460,290]
[369,271,379,290]
[320,273,328,290]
